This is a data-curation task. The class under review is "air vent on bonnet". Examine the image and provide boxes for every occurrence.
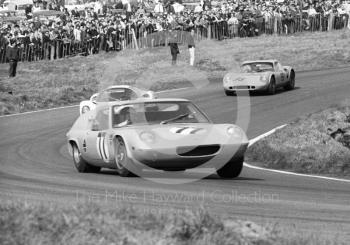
[176,144,220,156]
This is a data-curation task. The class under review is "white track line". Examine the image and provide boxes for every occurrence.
[0,87,190,118]
[0,105,78,118]
[248,124,287,147]
[243,163,350,183]
[246,125,350,183]
[155,87,190,94]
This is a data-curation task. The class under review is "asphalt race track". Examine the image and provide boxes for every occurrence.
[1,67,350,240]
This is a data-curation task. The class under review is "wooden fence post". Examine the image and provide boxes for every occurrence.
[208,25,211,40]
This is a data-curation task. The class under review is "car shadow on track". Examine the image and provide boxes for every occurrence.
[204,175,264,181]
[231,86,301,97]
[99,169,263,181]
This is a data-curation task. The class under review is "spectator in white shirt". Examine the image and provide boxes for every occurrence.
[154,0,164,13]
[227,13,239,37]
[74,25,82,42]
[308,5,317,16]
[32,3,41,13]
[194,4,203,13]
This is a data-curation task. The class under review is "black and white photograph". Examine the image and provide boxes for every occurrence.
[1,0,350,244]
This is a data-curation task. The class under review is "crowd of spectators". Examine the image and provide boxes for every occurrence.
[0,0,349,62]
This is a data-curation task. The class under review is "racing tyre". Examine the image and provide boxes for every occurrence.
[72,144,100,173]
[284,70,295,90]
[115,137,136,177]
[216,157,244,179]
[225,90,235,96]
[267,77,276,95]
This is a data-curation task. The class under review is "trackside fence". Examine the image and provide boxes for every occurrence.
[0,13,348,63]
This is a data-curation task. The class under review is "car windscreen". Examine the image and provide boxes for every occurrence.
[241,62,274,73]
[96,88,137,102]
[112,101,210,127]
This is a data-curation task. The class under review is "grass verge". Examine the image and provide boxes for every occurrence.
[1,30,350,115]
[246,100,350,177]
[0,200,342,245]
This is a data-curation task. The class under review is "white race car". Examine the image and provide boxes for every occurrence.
[79,85,156,114]
[67,98,249,178]
[223,60,295,95]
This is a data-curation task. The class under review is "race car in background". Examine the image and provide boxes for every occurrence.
[223,60,295,95]
[80,93,98,114]
[79,85,156,114]
[67,98,249,179]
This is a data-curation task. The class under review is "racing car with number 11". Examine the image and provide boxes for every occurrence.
[67,98,249,179]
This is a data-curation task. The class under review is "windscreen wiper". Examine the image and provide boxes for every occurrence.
[160,113,190,125]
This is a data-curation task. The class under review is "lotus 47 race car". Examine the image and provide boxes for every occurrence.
[223,60,295,95]
[79,85,156,114]
[67,98,249,179]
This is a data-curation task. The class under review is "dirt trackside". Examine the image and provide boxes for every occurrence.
[246,100,350,178]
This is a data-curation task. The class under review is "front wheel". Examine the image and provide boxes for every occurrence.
[267,77,276,95]
[216,157,244,179]
[115,137,135,177]
[225,90,235,96]
[284,71,295,90]
[72,144,100,173]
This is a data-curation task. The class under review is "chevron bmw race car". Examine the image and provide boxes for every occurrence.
[79,85,156,114]
[67,98,249,179]
[223,60,295,95]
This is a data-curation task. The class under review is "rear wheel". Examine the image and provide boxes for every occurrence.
[72,144,100,173]
[267,77,276,95]
[216,157,244,179]
[225,90,235,96]
[115,137,135,177]
[284,71,295,90]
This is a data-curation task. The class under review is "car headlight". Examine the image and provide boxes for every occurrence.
[82,106,90,114]
[227,125,245,139]
[260,74,268,81]
[139,131,155,143]
[223,75,230,84]
[143,92,156,99]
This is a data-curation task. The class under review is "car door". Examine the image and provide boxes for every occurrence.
[84,107,110,163]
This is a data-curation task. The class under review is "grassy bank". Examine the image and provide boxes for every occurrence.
[1,30,350,115]
[246,100,350,177]
[0,200,341,245]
